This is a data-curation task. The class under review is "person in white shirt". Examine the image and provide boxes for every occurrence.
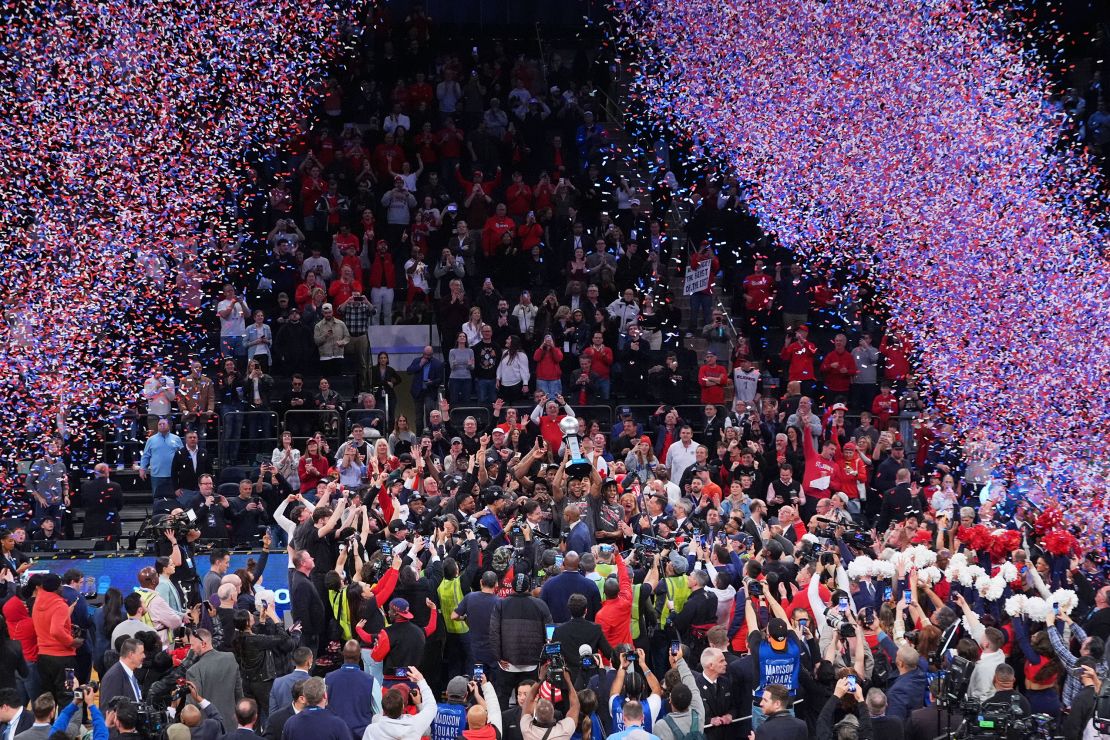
[732,358,761,406]
[404,248,431,299]
[495,337,531,401]
[382,104,411,135]
[954,592,1008,702]
[142,364,176,431]
[217,284,249,360]
[664,426,698,481]
[512,291,539,339]
[300,245,334,282]
[606,289,641,332]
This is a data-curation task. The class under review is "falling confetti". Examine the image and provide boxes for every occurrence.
[0,0,365,481]
[613,0,1110,546]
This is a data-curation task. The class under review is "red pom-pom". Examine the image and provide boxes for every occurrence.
[957,524,992,552]
[1034,507,1064,536]
[988,529,1022,562]
[1042,530,1080,557]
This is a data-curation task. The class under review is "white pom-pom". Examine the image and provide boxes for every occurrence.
[959,565,985,588]
[918,566,943,586]
[871,560,896,580]
[847,556,874,580]
[1024,596,1050,622]
[878,547,898,562]
[911,545,937,569]
[802,534,820,544]
[1005,594,1028,617]
[1051,589,1079,616]
[949,552,969,571]
[975,574,994,597]
[984,576,1005,602]
[998,562,1018,583]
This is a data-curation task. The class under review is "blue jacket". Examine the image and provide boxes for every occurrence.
[565,520,594,559]
[323,663,376,738]
[540,570,602,623]
[886,664,928,720]
[140,432,184,477]
[408,356,444,399]
[54,701,108,740]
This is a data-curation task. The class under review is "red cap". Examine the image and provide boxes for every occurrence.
[640,435,652,446]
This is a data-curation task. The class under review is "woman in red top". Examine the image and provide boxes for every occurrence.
[369,438,400,474]
[328,265,363,311]
[295,272,322,310]
[1014,618,1063,717]
[298,438,329,494]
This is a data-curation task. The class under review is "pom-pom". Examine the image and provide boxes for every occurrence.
[911,545,937,569]
[957,525,992,551]
[1042,530,1080,557]
[997,562,1018,583]
[918,566,943,586]
[871,560,896,580]
[1024,596,1050,622]
[1005,594,1027,617]
[1050,589,1078,616]
[847,556,874,580]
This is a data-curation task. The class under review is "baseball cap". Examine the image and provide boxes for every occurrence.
[389,598,414,620]
[639,435,652,446]
[618,406,633,417]
[491,427,506,435]
[446,676,470,700]
[451,437,463,444]
[831,402,848,412]
[768,618,789,649]
[892,441,905,450]
[388,519,409,533]
[668,551,689,575]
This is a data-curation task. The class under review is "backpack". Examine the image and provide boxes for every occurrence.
[661,709,706,740]
[870,641,896,689]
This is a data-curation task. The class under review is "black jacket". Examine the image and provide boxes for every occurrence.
[173,447,212,491]
[552,617,614,680]
[231,622,297,683]
[754,710,809,740]
[264,705,295,740]
[289,570,325,653]
[815,696,874,740]
[491,593,552,666]
[673,588,718,638]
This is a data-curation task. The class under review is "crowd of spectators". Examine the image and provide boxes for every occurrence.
[4,7,1110,740]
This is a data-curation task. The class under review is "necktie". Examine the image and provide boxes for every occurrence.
[130,673,142,700]
[0,720,9,740]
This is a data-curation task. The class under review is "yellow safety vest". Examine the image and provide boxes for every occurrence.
[329,589,352,641]
[595,564,616,595]
[659,575,691,623]
[437,578,469,634]
[631,583,642,640]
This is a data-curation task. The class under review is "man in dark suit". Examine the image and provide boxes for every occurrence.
[267,648,312,716]
[172,432,211,493]
[289,551,325,654]
[907,679,964,740]
[0,688,35,740]
[553,593,615,682]
[185,629,243,729]
[876,468,918,533]
[407,346,444,433]
[263,679,308,740]
[99,638,146,711]
[221,697,262,740]
[78,464,124,540]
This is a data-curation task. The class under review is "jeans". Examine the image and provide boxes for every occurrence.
[348,334,371,393]
[221,335,245,360]
[222,408,243,464]
[371,287,394,326]
[689,292,713,331]
[475,378,497,404]
[151,477,175,502]
[17,662,41,705]
[537,379,562,399]
[362,650,384,714]
[449,378,473,405]
[596,378,611,401]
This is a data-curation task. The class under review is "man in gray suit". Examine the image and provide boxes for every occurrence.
[185,629,243,730]
[14,693,81,740]
[179,681,225,740]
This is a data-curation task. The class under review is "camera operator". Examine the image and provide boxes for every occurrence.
[976,664,1032,718]
[227,478,272,547]
[177,680,225,740]
[193,475,231,543]
[112,699,144,740]
[154,510,203,606]
[54,684,106,740]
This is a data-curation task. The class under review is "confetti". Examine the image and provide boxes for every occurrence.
[0,0,365,478]
[612,0,1110,547]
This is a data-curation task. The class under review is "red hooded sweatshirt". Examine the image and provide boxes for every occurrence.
[32,590,76,657]
[3,596,38,662]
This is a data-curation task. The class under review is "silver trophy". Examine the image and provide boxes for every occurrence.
[559,416,593,478]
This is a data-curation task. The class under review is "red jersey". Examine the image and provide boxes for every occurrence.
[583,344,614,379]
[871,392,899,430]
[505,183,534,220]
[698,363,729,403]
[820,348,858,393]
[880,335,911,380]
[743,272,774,311]
[481,215,516,257]
[801,424,839,500]
[781,339,818,381]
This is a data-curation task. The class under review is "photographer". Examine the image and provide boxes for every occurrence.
[177,680,225,740]
[608,648,663,734]
[227,478,272,547]
[744,587,804,731]
[154,510,203,606]
[54,684,107,740]
[815,677,871,740]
